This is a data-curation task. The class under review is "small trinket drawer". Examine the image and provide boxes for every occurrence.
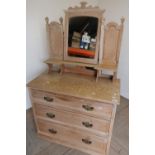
[27,73,120,155]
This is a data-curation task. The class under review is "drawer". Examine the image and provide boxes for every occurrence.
[37,119,107,154]
[31,89,113,120]
[35,103,110,135]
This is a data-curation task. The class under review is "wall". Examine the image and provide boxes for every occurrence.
[26,0,129,109]
[99,0,129,98]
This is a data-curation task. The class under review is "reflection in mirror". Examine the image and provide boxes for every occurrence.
[68,16,98,59]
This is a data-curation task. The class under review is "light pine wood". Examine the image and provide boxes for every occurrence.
[101,18,125,79]
[32,99,112,121]
[44,58,117,71]
[44,2,124,81]
[106,104,117,155]
[26,97,128,155]
[28,88,40,132]
[99,17,105,64]
[27,72,121,155]
[27,2,126,154]
[38,133,104,155]
[44,59,97,68]
[37,119,107,154]
[63,1,105,64]
[47,64,53,73]
[45,17,63,60]
[27,72,120,104]
[35,103,111,136]
[44,58,118,81]
[31,89,113,120]
[62,66,96,76]
[103,23,119,65]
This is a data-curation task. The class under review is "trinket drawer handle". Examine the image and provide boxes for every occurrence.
[46,112,55,119]
[82,122,93,128]
[44,96,54,102]
[82,138,92,144]
[48,128,57,134]
[82,105,94,111]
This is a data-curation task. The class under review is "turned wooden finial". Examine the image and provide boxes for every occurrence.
[102,17,105,23]
[59,17,63,25]
[45,17,49,32]
[45,17,49,25]
[102,9,106,14]
[121,17,125,25]
[80,1,87,8]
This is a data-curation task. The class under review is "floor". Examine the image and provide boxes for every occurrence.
[26,97,129,155]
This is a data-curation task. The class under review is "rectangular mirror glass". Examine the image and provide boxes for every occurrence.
[68,16,98,59]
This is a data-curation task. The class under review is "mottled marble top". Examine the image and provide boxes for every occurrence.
[27,73,120,105]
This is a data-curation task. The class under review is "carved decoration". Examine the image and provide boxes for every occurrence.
[68,1,104,11]
[81,1,87,8]
[59,17,63,24]
[102,17,125,66]
[45,17,63,60]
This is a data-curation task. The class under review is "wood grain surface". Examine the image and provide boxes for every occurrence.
[26,96,128,155]
[27,72,120,105]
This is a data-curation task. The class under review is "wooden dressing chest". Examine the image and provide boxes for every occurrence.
[27,72,120,155]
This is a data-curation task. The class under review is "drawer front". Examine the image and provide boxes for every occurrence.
[35,103,110,135]
[37,119,107,154]
[31,89,113,119]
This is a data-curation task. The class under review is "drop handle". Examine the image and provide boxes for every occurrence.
[44,96,54,102]
[48,128,57,134]
[82,138,92,145]
[46,112,55,119]
[82,122,93,128]
[82,105,94,111]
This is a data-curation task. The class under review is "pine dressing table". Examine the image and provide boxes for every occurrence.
[27,2,124,155]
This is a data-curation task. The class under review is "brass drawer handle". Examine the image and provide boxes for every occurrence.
[46,112,55,119]
[82,122,93,128]
[48,128,57,134]
[44,96,54,102]
[82,105,94,111]
[82,138,92,145]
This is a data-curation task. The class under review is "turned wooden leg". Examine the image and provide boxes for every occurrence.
[60,64,64,75]
[112,71,117,81]
[48,64,53,73]
[95,70,100,82]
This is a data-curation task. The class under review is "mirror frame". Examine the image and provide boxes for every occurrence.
[64,2,105,64]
